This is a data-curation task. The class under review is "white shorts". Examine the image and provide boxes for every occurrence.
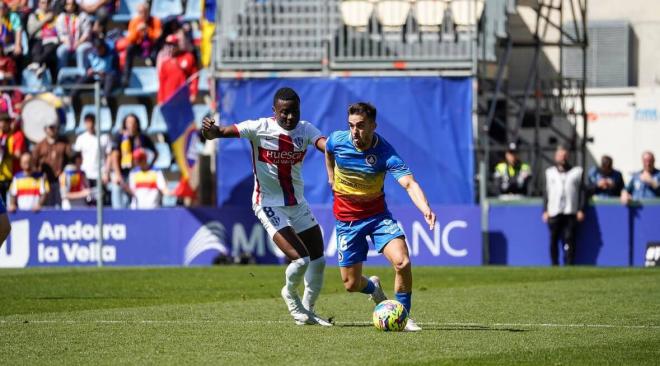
[253,202,319,239]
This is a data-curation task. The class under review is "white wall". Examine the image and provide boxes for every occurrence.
[514,0,660,87]
[582,87,660,180]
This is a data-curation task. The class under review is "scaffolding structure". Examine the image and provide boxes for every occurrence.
[477,0,589,198]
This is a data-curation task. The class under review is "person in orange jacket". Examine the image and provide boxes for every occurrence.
[121,2,161,86]
[157,34,197,104]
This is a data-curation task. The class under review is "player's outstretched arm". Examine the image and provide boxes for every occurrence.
[314,137,327,153]
[201,117,240,140]
[324,149,335,189]
[398,175,436,230]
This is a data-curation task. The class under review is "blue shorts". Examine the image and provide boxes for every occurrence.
[335,212,405,267]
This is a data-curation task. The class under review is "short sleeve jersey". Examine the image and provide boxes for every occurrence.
[326,131,411,221]
[234,117,322,207]
[128,168,167,209]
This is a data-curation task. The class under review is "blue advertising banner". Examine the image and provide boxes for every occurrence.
[216,77,474,207]
[0,205,482,268]
[488,204,630,266]
[631,204,660,266]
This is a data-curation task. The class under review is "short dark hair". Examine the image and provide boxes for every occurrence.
[84,113,95,122]
[348,102,376,122]
[273,87,300,106]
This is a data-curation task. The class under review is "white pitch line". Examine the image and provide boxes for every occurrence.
[0,320,658,329]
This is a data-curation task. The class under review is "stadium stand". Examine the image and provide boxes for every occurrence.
[150,0,184,19]
[147,105,168,135]
[193,104,211,129]
[183,0,201,23]
[62,106,78,135]
[113,0,143,22]
[77,105,113,134]
[124,67,159,97]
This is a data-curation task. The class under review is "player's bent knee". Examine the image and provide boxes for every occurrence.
[393,257,411,273]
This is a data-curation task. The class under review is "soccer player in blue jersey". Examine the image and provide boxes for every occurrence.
[324,102,436,332]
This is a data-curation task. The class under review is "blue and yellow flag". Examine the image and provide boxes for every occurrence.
[200,0,216,67]
[160,83,197,197]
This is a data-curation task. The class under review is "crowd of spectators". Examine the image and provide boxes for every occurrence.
[491,145,660,204]
[0,0,206,211]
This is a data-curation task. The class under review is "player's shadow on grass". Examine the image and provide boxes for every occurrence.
[336,323,527,332]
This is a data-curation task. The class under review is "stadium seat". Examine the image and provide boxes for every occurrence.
[340,0,374,30]
[153,141,173,170]
[192,104,211,129]
[62,106,77,135]
[414,0,446,41]
[197,68,210,93]
[450,0,485,27]
[182,0,201,22]
[414,1,446,28]
[113,104,149,134]
[54,67,85,96]
[124,67,158,96]
[77,105,113,134]
[161,180,179,207]
[376,0,411,28]
[150,0,183,19]
[21,68,53,94]
[113,0,142,22]
[147,105,168,135]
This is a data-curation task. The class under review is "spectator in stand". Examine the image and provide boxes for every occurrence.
[0,195,10,245]
[121,2,161,86]
[0,113,16,200]
[109,113,157,208]
[7,152,49,212]
[56,0,92,69]
[157,34,197,104]
[0,2,22,57]
[127,148,168,209]
[9,117,26,172]
[493,142,531,196]
[32,119,71,207]
[27,0,60,81]
[71,37,119,112]
[155,18,194,66]
[588,155,624,199]
[76,0,115,27]
[73,113,109,198]
[60,151,90,209]
[621,151,660,204]
[542,145,585,266]
[0,47,16,82]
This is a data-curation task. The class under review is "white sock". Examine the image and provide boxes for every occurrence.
[285,257,310,296]
[302,257,326,311]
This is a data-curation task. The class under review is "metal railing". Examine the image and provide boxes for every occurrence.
[216,0,486,72]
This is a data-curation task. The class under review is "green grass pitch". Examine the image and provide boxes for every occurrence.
[0,266,658,365]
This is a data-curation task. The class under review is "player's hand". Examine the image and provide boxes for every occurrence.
[424,210,436,230]
[32,203,42,212]
[201,117,218,140]
[576,210,585,222]
[542,211,549,223]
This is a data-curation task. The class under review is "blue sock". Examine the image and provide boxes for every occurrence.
[395,292,412,313]
[360,278,375,294]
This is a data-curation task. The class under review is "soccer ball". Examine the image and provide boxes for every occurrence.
[372,300,408,331]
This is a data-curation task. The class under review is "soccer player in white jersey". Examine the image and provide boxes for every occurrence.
[201,87,331,326]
